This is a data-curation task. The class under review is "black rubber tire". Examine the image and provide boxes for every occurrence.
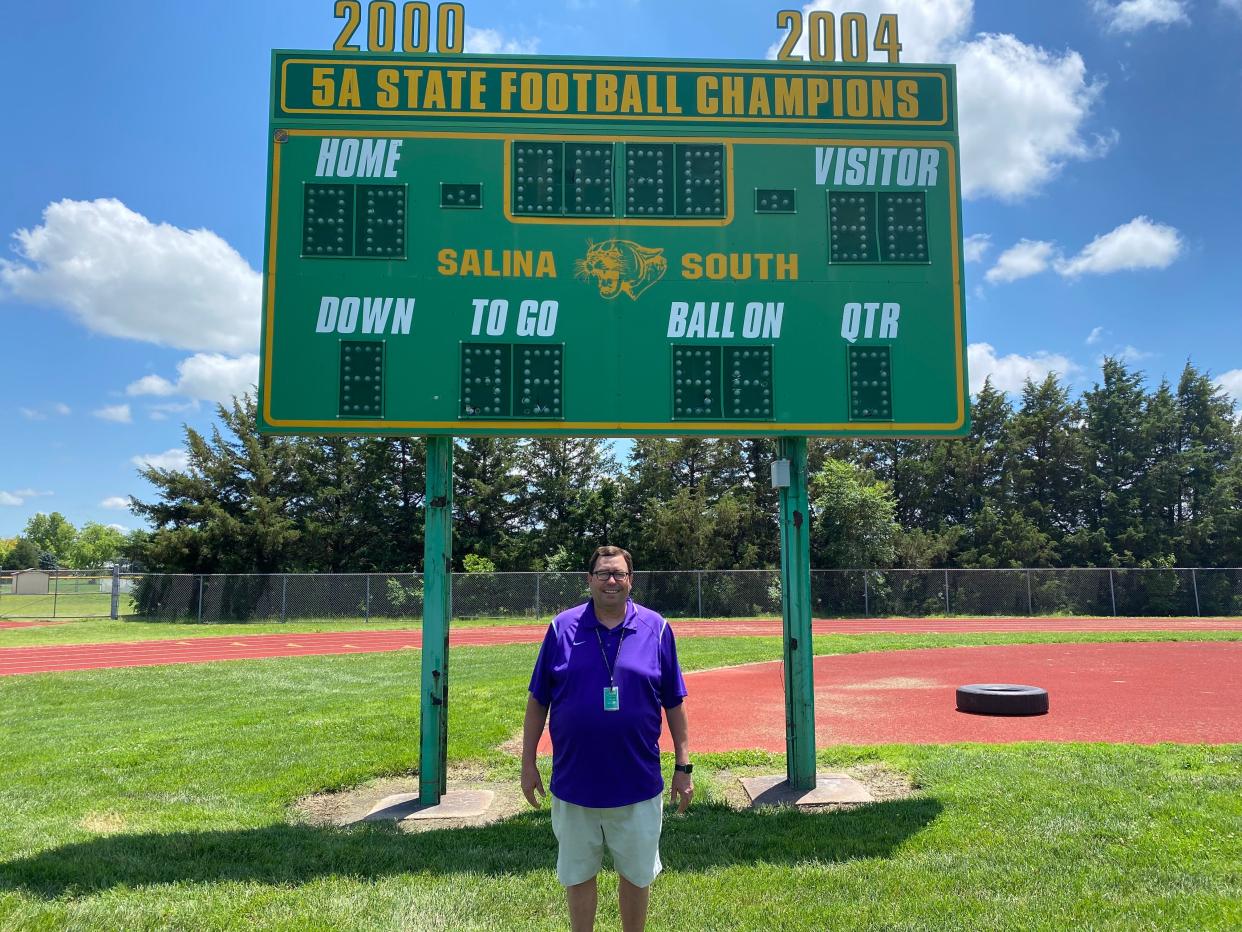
[956,683,1049,716]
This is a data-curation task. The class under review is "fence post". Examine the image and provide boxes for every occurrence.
[1026,570,1033,616]
[110,565,121,620]
[863,571,869,617]
[51,571,59,619]
[197,575,204,623]
[281,574,288,623]
[944,569,950,615]
[365,574,371,623]
[1108,569,1116,617]
[1191,568,1201,617]
[534,573,541,620]
[697,570,703,618]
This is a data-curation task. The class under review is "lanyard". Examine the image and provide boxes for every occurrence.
[594,624,626,686]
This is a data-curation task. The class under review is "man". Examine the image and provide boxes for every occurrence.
[522,545,692,932]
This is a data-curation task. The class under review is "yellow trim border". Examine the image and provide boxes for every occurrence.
[278,57,951,129]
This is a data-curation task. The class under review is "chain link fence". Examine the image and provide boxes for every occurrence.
[0,569,140,620]
[2,566,1223,623]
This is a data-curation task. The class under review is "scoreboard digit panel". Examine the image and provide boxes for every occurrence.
[260,52,968,438]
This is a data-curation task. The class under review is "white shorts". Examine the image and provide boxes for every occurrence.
[550,793,664,888]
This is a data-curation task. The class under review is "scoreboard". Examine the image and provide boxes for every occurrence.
[259,51,968,437]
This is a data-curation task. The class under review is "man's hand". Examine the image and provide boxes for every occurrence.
[669,770,694,813]
[522,761,546,807]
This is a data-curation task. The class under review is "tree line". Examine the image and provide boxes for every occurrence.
[0,514,132,571]
[115,358,1239,574]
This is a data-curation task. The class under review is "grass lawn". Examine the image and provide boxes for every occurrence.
[1,638,1240,930]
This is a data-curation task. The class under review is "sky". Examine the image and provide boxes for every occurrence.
[1,0,1240,539]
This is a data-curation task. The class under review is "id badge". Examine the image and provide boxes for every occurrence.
[603,686,620,711]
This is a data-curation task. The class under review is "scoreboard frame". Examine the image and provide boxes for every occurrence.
[260,50,969,439]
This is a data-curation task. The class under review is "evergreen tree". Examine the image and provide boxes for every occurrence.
[1172,363,1238,563]
[514,438,618,566]
[1003,373,1084,556]
[1074,358,1149,564]
[130,397,302,573]
[454,436,524,569]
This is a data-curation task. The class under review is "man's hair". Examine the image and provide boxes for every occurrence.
[588,545,633,574]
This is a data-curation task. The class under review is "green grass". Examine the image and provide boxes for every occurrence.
[0,592,136,620]
[1,640,1240,929]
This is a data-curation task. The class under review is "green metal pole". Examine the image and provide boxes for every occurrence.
[778,436,816,791]
[420,435,453,805]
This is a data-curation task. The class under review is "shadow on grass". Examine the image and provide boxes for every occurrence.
[1,797,941,897]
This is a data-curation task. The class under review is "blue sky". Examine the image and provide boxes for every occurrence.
[1,0,1240,538]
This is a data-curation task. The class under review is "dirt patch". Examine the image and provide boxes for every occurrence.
[837,677,942,691]
[80,811,128,834]
[711,762,918,812]
[292,765,531,833]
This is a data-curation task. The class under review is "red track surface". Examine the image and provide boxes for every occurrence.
[4,623,1240,745]
[672,642,1242,748]
[2,617,1241,677]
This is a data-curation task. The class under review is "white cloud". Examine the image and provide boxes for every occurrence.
[147,401,199,421]
[100,496,131,510]
[93,404,132,424]
[963,234,992,263]
[0,198,260,354]
[969,342,1079,394]
[1223,0,1242,15]
[954,35,1111,201]
[1086,327,1106,346]
[985,240,1056,283]
[126,374,178,397]
[1096,345,1153,367]
[1092,0,1189,32]
[128,353,259,407]
[1055,216,1183,278]
[1216,369,1242,407]
[20,402,71,420]
[106,523,128,533]
[131,449,190,471]
[464,27,539,54]
[0,488,52,507]
[767,1,1110,201]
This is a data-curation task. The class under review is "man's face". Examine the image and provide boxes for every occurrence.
[587,554,632,612]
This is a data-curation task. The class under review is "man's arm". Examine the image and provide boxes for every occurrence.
[521,693,550,807]
[665,701,693,813]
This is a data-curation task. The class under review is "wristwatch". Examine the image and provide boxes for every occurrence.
[674,763,693,774]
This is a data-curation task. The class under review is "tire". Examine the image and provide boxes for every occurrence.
[956,683,1048,716]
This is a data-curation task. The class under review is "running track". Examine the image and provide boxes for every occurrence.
[1,617,1240,676]
[672,642,1242,747]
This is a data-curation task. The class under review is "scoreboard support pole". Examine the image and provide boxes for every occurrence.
[419,435,454,805]
[778,436,817,790]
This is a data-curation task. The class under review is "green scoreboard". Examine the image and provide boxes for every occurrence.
[260,50,968,437]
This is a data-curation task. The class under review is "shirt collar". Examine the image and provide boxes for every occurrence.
[584,598,637,631]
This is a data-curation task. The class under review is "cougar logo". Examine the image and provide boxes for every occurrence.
[575,239,667,300]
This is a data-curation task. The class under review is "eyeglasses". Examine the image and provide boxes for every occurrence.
[590,571,632,581]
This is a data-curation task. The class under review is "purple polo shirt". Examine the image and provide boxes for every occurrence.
[529,598,687,808]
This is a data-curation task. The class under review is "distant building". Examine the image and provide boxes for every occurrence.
[13,569,51,595]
